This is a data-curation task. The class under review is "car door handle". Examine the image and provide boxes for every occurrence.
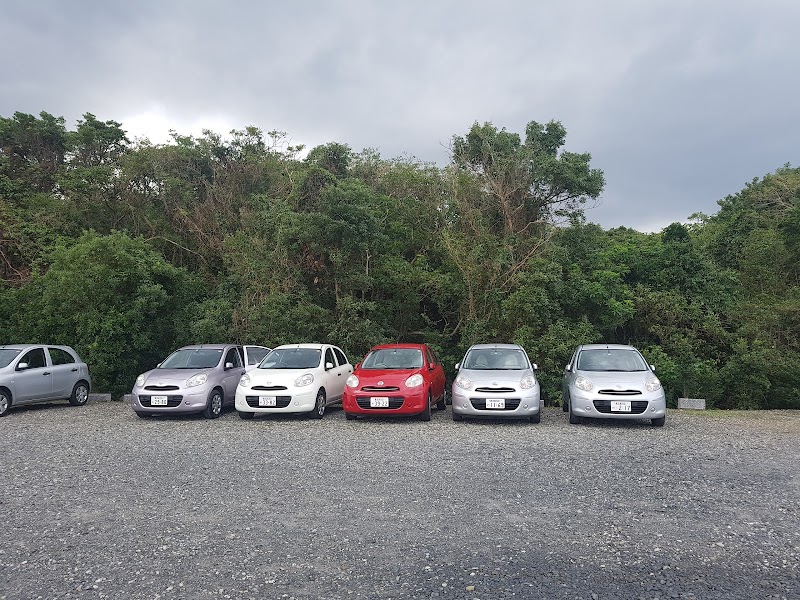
[71,368,78,372]
[43,372,51,376]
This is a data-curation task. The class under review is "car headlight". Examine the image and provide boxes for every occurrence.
[135,374,146,387]
[454,375,472,390]
[520,375,536,390]
[294,373,314,387]
[239,373,251,388]
[346,375,359,388]
[405,374,424,388]
[575,376,593,392]
[186,373,208,387]
[646,377,662,392]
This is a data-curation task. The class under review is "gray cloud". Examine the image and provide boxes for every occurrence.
[1,0,798,231]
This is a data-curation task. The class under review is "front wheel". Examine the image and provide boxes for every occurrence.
[651,416,666,427]
[345,413,357,421]
[309,389,326,419]
[436,391,446,411]
[530,411,541,424]
[238,411,255,420]
[452,411,463,422]
[69,382,89,406]
[419,392,432,422]
[203,389,224,419]
[568,401,581,425]
[0,390,12,417]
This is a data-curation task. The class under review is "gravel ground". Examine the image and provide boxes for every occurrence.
[1,402,798,600]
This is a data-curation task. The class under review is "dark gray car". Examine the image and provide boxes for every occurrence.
[0,344,92,417]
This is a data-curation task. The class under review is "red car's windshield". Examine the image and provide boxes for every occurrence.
[362,348,423,369]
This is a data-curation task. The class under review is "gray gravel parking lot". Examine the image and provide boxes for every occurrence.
[2,403,798,600]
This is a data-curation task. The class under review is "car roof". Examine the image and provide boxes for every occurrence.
[272,343,328,350]
[0,344,74,351]
[177,344,234,350]
[578,344,638,351]
[467,343,524,350]
[370,343,426,350]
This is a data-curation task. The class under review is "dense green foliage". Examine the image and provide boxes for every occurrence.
[1,111,798,407]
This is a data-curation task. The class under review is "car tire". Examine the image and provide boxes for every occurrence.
[203,388,224,419]
[436,392,446,411]
[452,411,463,421]
[651,416,666,427]
[68,382,90,406]
[562,395,569,412]
[345,413,357,420]
[568,402,581,425]
[419,392,432,421]
[0,390,11,417]
[238,411,255,420]
[530,411,541,424]
[135,412,149,419]
[309,389,326,419]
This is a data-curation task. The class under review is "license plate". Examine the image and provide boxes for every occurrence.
[611,401,631,412]
[259,396,277,407]
[486,398,505,409]
[151,395,168,406]
[370,396,389,408]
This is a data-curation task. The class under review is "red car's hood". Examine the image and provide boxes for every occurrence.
[354,368,421,386]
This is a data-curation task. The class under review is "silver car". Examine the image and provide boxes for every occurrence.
[0,344,92,417]
[130,344,247,419]
[451,344,541,423]
[562,344,666,427]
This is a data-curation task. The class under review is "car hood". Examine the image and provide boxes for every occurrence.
[142,368,213,385]
[459,368,535,386]
[574,370,653,387]
[246,368,317,386]
[353,368,422,385]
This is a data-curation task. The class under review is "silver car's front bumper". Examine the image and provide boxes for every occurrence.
[131,383,214,414]
[451,385,540,418]
[568,389,666,420]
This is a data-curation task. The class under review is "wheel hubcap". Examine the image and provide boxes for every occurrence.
[0,396,8,413]
[213,395,222,414]
[77,386,88,403]
[318,395,325,415]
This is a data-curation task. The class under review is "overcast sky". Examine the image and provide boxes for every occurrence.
[2,0,798,232]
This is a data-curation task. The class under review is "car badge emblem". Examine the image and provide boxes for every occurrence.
[377,381,384,386]
[158,381,164,386]
[266,381,272,385]
[615,384,623,390]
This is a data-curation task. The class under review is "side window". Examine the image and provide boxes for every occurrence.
[49,347,75,366]
[333,347,348,367]
[225,348,242,368]
[19,348,46,369]
[428,347,440,365]
[324,348,336,368]
[247,347,270,366]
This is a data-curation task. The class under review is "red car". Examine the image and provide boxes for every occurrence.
[343,344,447,421]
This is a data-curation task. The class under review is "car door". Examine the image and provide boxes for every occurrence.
[327,346,352,403]
[47,347,79,399]
[14,347,53,403]
[426,346,446,402]
[221,346,246,404]
[562,347,578,400]
[243,345,271,371]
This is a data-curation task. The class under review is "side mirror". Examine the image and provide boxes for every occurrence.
[532,363,538,371]
[355,362,361,369]
[428,362,435,371]
[650,364,656,372]
[17,362,29,371]
[225,362,234,370]
[325,362,334,370]
[454,362,460,370]
[565,363,571,371]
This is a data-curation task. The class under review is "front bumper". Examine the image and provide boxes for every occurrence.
[451,385,540,418]
[568,388,666,420]
[342,387,427,416]
[235,386,317,414]
[130,383,213,415]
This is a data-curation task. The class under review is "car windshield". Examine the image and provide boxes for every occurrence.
[577,349,648,372]
[259,348,321,369]
[159,348,223,369]
[0,349,21,368]
[463,348,529,370]
[361,348,423,370]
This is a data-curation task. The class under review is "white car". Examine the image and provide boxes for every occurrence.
[235,344,352,419]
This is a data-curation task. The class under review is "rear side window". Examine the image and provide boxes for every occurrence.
[49,347,75,365]
[333,347,348,367]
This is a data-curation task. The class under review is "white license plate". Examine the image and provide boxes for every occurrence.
[370,396,389,408]
[611,401,631,412]
[151,395,168,406]
[486,398,505,409]
[259,396,277,407]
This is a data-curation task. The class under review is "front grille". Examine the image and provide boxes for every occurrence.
[144,385,180,391]
[356,396,405,409]
[475,387,516,393]
[139,395,183,407]
[362,386,400,392]
[469,398,522,410]
[593,400,648,414]
[252,385,288,391]
[598,389,642,396]
[245,395,291,408]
